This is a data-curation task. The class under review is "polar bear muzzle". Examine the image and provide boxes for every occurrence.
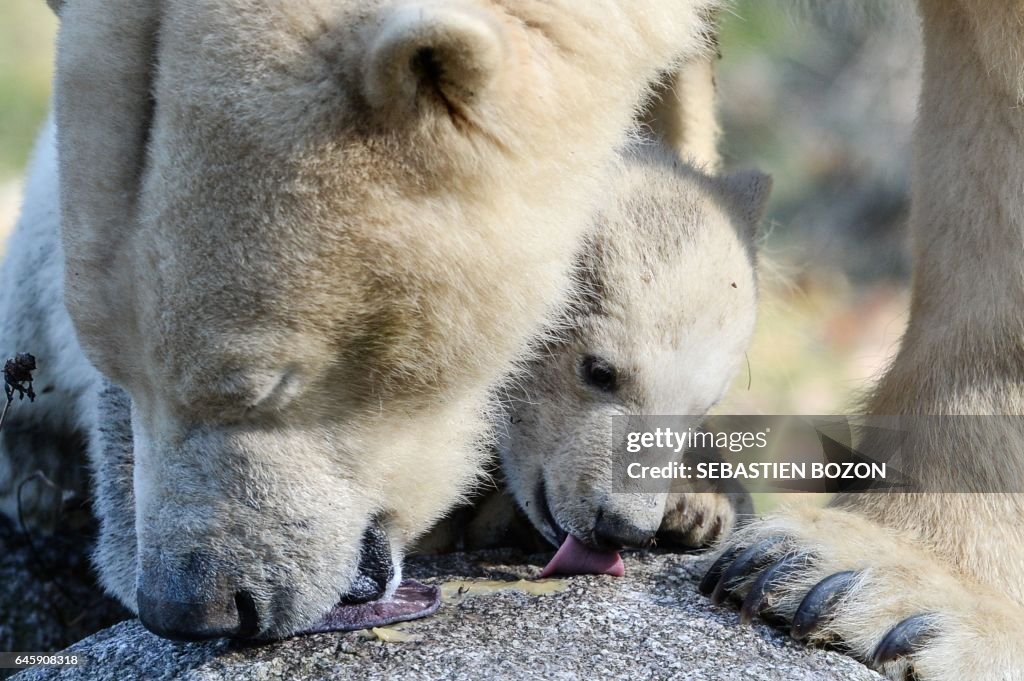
[135,518,440,641]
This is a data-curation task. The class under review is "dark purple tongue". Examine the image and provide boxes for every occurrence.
[540,534,625,578]
[299,579,441,634]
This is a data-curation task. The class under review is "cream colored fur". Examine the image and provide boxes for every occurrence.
[418,143,765,554]
[642,53,722,171]
[0,0,724,639]
[639,7,721,171]
[708,2,1024,679]
[3,0,1022,671]
[495,143,766,551]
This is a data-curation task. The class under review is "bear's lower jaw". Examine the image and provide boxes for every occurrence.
[296,579,442,635]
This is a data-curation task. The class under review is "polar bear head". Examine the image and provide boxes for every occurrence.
[498,145,770,552]
[51,0,720,640]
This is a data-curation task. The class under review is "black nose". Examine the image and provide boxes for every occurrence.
[592,510,656,551]
[136,551,260,642]
[341,520,394,604]
[137,588,260,642]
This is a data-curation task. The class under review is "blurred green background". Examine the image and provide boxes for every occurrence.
[0,1,56,180]
[0,1,919,418]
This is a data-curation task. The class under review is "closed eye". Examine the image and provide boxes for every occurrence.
[246,368,304,413]
[209,368,304,417]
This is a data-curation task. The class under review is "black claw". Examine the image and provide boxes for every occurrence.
[739,553,809,625]
[699,547,742,596]
[711,536,787,605]
[872,614,939,666]
[790,570,859,640]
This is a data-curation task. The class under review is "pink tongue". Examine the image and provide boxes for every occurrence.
[540,535,625,578]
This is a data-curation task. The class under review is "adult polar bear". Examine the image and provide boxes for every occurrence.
[1,0,1022,678]
[1,0,722,642]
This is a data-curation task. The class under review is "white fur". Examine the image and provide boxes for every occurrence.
[0,116,101,530]
[2,0,722,639]
[497,143,768,549]
[709,3,1024,678]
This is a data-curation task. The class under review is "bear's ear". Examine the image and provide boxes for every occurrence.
[722,170,773,230]
[363,2,508,117]
[46,0,64,15]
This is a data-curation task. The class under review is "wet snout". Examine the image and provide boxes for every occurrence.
[136,552,261,641]
[538,430,669,553]
[591,506,658,551]
[136,522,395,641]
[547,471,667,552]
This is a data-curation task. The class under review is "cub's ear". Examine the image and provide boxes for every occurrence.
[46,0,64,15]
[363,1,508,116]
[722,170,773,229]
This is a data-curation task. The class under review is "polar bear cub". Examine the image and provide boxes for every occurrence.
[497,143,769,567]
[420,144,769,560]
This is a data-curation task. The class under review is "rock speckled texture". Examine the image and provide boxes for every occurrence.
[13,550,881,681]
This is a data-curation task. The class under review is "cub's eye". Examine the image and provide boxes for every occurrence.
[579,355,618,393]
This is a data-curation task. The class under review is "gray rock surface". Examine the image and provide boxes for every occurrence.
[12,550,882,681]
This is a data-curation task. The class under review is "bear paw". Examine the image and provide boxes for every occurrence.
[657,489,751,549]
[701,505,1024,680]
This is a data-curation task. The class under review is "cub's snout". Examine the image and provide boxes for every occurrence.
[592,507,658,551]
